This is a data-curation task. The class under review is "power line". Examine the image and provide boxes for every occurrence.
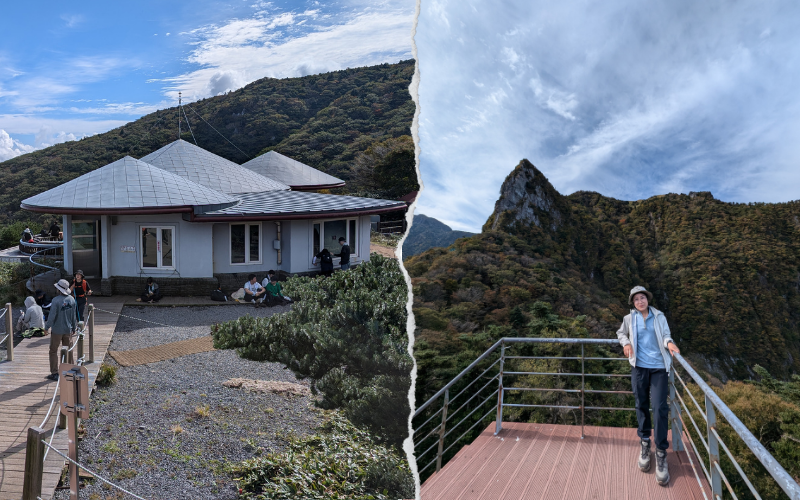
[181,105,198,146]
[185,104,251,160]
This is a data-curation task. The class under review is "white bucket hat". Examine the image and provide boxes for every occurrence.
[628,285,653,305]
[54,279,71,296]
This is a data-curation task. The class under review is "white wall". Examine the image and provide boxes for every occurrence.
[106,214,212,278]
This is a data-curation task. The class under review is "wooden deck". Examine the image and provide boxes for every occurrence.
[421,422,711,500]
[0,298,124,500]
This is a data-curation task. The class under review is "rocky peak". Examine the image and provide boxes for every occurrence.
[487,159,563,232]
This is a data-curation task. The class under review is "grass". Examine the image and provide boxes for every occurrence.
[95,364,118,387]
[369,230,404,248]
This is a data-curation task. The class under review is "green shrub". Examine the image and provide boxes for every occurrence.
[95,364,117,387]
[212,255,411,447]
[228,411,413,500]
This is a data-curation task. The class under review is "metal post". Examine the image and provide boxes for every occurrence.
[436,389,449,472]
[495,342,505,435]
[77,333,84,365]
[669,370,684,451]
[5,303,12,361]
[88,304,95,364]
[707,394,722,498]
[22,426,47,500]
[581,343,585,439]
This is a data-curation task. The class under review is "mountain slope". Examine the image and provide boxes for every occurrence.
[0,60,415,223]
[406,159,800,387]
[401,214,475,258]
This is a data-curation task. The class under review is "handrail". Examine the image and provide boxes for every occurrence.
[414,337,800,500]
[28,247,62,272]
[674,353,800,500]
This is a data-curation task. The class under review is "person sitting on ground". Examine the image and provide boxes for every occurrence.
[137,277,162,303]
[261,270,277,288]
[244,274,267,304]
[334,237,351,271]
[35,289,50,320]
[15,296,46,338]
[45,279,77,381]
[210,284,228,302]
[265,275,291,306]
[314,248,334,277]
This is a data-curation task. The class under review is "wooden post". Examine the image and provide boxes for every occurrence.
[22,426,47,500]
[87,304,94,364]
[5,302,13,361]
[58,347,68,430]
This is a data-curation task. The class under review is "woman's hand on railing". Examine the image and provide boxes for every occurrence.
[667,342,680,357]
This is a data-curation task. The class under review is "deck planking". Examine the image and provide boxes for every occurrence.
[0,298,124,500]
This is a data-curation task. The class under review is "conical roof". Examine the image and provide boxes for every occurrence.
[241,150,345,190]
[140,140,289,194]
[21,156,238,212]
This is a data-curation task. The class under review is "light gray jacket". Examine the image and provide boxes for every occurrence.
[616,306,675,373]
[45,293,77,336]
[18,296,45,331]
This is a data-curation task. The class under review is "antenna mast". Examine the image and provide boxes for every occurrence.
[178,91,182,139]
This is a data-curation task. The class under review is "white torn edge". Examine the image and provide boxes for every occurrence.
[402,0,423,498]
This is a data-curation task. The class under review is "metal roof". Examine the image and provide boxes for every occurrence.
[140,140,290,194]
[241,151,345,190]
[196,190,406,219]
[21,156,238,213]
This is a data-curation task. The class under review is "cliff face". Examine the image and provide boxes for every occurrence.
[407,159,800,380]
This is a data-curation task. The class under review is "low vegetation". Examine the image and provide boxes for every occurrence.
[95,364,118,387]
[212,255,411,448]
[228,411,414,500]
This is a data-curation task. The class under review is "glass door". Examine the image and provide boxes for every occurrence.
[71,220,101,278]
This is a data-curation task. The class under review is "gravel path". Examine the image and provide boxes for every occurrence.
[53,304,320,500]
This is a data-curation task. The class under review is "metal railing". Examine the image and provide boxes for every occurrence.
[413,337,800,500]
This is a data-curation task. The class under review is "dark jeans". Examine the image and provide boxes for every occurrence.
[75,297,87,322]
[632,366,670,451]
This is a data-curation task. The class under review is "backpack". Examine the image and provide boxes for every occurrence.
[321,252,333,264]
[210,289,228,302]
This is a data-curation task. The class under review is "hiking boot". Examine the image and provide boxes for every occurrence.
[656,449,670,485]
[45,373,59,381]
[638,439,651,472]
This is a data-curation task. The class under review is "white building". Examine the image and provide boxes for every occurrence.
[21,140,405,295]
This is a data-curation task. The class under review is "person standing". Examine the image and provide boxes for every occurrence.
[616,285,681,487]
[335,237,351,271]
[45,279,77,381]
[70,270,92,322]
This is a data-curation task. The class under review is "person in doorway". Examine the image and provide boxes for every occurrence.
[334,237,351,271]
[35,289,51,320]
[45,279,77,381]
[15,296,46,338]
[314,249,334,277]
[70,270,92,322]
[265,275,291,306]
[244,274,267,305]
[616,285,681,487]
[137,277,161,303]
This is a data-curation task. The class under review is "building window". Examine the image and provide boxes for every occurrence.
[231,223,261,264]
[141,226,174,269]
[312,218,359,260]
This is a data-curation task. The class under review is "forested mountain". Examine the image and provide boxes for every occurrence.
[0,60,416,223]
[402,213,475,258]
[407,159,800,390]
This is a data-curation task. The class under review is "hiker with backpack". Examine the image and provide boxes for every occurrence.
[314,248,334,277]
[70,269,92,322]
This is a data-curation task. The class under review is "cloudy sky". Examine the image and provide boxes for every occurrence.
[0,0,414,161]
[414,0,800,232]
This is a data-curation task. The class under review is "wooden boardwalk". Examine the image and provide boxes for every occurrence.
[421,422,712,500]
[0,298,124,500]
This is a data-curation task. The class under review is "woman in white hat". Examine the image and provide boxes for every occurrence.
[616,285,680,487]
[44,279,77,381]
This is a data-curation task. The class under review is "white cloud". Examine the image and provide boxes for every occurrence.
[163,9,414,101]
[0,129,35,161]
[60,14,84,28]
[529,76,577,121]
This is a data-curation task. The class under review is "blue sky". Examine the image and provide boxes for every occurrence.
[0,0,414,160]
[414,0,800,232]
